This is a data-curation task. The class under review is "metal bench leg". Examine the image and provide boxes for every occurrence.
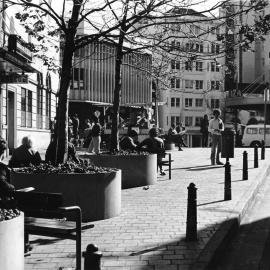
[169,154,171,180]
[75,208,82,270]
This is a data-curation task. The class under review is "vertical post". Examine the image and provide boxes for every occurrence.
[186,183,197,241]
[254,144,258,168]
[242,151,248,180]
[224,160,231,200]
[169,153,171,180]
[83,244,102,270]
[261,140,265,160]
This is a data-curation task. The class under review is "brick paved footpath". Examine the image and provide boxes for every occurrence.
[24,148,270,270]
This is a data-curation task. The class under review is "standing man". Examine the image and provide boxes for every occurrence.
[200,114,209,147]
[72,114,80,145]
[208,109,224,165]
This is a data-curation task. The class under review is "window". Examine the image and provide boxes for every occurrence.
[171,97,180,107]
[185,80,193,89]
[211,81,220,90]
[246,128,258,134]
[176,78,180,88]
[211,99,220,108]
[195,98,203,107]
[72,68,84,90]
[195,62,203,71]
[37,87,43,129]
[176,98,180,107]
[185,98,192,107]
[185,116,193,126]
[211,62,220,72]
[259,128,270,134]
[45,91,51,129]
[185,61,192,71]
[21,88,32,128]
[171,78,175,88]
[171,60,175,70]
[195,117,202,126]
[176,61,180,70]
[211,43,220,54]
[171,116,180,126]
[171,98,175,107]
[195,80,203,90]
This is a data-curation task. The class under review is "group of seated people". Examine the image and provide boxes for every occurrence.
[120,127,167,175]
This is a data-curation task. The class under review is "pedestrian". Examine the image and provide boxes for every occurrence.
[9,136,42,168]
[200,114,209,147]
[208,109,224,165]
[88,117,102,154]
[138,127,166,175]
[72,114,80,146]
[168,124,177,136]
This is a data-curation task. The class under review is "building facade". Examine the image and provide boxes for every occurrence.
[149,8,226,146]
[0,3,58,153]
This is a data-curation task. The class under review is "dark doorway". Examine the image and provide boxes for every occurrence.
[192,135,201,147]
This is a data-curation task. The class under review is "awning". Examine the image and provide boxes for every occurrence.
[0,48,38,73]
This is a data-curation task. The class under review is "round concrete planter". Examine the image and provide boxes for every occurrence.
[11,171,121,222]
[0,213,24,270]
[81,153,157,189]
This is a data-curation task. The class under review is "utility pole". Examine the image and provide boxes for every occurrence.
[264,83,269,143]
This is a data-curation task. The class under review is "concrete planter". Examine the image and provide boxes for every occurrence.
[81,154,157,189]
[11,171,121,222]
[0,213,24,270]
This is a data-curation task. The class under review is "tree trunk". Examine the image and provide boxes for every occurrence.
[55,2,82,163]
[110,28,126,152]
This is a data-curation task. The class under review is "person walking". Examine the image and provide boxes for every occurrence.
[72,114,80,146]
[88,117,102,154]
[208,109,224,165]
[200,114,209,147]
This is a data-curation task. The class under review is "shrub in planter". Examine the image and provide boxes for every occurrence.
[80,150,157,189]
[11,160,121,222]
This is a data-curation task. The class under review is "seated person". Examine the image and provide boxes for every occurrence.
[137,127,166,175]
[0,137,14,199]
[119,130,138,151]
[45,135,80,164]
[9,136,42,168]
[168,124,177,136]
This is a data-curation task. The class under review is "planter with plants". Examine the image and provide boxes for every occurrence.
[80,150,157,189]
[0,200,24,270]
[10,161,121,222]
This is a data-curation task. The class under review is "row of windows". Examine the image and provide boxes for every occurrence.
[170,116,204,127]
[171,97,220,108]
[246,128,270,135]
[171,60,220,72]
[21,88,51,129]
[170,40,221,54]
[170,79,221,90]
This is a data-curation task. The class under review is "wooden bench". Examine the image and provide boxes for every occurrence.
[158,152,173,179]
[14,190,94,270]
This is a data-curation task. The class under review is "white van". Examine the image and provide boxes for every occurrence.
[242,125,270,147]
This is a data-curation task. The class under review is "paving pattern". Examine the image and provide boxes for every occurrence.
[23,147,270,270]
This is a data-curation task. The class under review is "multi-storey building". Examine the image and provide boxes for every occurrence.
[149,8,225,146]
[0,3,58,153]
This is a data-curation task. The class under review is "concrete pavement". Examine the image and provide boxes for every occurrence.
[23,147,270,270]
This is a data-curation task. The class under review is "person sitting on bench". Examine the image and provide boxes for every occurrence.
[138,127,166,175]
[9,136,42,168]
[120,130,139,151]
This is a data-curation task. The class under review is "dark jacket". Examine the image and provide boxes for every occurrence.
[9,145,42,168]
[91,123,101,137]
[119,136,137,151]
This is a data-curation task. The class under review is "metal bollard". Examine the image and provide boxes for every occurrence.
[186,183,197,241]
[261,140,265,160]
[224,160,231,200]
[254,144,258,168]
[83,244,102,270]
[242,151,248,180]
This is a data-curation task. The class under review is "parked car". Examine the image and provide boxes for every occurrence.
[242,124,270,147]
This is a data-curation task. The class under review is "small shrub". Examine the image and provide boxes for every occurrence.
[13,160,117,174]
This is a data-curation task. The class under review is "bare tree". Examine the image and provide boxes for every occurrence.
[3,0,268,159]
